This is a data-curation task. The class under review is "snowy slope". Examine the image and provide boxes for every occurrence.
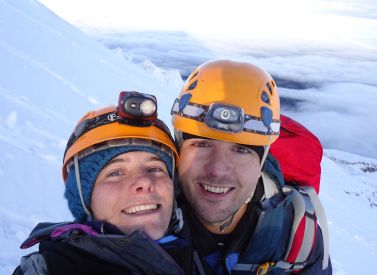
[0,1,376,274]
[0,0,178,272]
[320,150,377,274]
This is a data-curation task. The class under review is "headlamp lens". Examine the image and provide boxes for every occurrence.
[140,99,157,116]
[204,104,244,133]
[212,107,239,123]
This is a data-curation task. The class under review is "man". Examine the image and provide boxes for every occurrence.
[171,60,331,274]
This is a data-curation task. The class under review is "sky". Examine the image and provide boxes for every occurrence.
[1,1,377,274]
[38,0,377,34]
[37,0,377,54]
[38,0,377,160]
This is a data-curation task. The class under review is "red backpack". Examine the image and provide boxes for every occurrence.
[257,115,329,273]
[270,114,323,193]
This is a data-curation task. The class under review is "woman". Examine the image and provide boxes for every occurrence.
[13,91,187,275]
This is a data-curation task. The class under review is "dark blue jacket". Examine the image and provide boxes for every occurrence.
[13,222,188,275]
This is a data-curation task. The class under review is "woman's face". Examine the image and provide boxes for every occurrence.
[91,151,174,240]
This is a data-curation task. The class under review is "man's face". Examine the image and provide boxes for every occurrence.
[91,151,173,240]
[178,138,261,231]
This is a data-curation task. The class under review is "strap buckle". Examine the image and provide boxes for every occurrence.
[256,262,276,275]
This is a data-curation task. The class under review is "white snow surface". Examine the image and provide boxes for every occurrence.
[0,1,376,274]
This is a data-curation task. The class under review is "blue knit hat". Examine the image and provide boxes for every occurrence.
[64,146,173,222]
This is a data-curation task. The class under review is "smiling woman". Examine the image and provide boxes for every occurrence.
[91,151,174,240]
[13,92,187,275]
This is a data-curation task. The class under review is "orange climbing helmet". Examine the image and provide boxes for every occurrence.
[63,91,178,181]
[171,59,280,146]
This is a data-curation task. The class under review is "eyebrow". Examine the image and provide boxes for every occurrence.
[105,154,164,166]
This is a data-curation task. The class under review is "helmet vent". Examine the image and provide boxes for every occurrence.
[187,80,198,91]
[261,91,271,105]
[266,82,273,95]
[188,70,199,81]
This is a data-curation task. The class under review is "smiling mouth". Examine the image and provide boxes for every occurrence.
[200,183,233,194]
[123,204,161,215]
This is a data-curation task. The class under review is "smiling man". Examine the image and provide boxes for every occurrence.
[172,59,332,274]
[178,139,263,234]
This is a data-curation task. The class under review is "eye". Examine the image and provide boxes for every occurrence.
[234,145,252,154]
[148,167,162,173]
[191,140,210,148]
[147,166,168,174]
[106,170,124,177]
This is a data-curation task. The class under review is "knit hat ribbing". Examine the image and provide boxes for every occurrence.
[64,146,173,222]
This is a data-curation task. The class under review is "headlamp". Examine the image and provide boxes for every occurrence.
[172,98,280,136]
[204,103,245,133]
[118,91,157,121]
[64,91,160,158]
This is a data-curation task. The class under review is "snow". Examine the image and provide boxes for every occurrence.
[143,60,183,92]
[0,0,376,274]
[320,150,377,274]
[5,111,17,129]
[0,1,178,273]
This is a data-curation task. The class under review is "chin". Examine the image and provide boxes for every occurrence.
[120,222,168,240]
[146,230,164,240]
[144,224,169,240]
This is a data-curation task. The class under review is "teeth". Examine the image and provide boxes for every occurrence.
[125,204,158,214]
[203,184,231,194]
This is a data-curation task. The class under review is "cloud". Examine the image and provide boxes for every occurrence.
[39,0,377,158]
[280,82,377,158]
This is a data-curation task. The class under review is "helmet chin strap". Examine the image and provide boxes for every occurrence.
[163,150,184,235]
[219,212,236,233]
[74,154,93,221]
[219,144,271,233]
[171,149,175,182]
[260,144,270,168]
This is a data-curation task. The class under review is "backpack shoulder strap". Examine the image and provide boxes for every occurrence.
[283,186,316,267]
[282,186,329,271]
[247,185,330,274]
[299,186,330,270]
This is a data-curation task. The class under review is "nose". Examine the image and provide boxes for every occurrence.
[129,174,154,193]
[203,147,232,179]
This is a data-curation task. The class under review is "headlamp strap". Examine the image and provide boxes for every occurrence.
[64,112,155,158]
